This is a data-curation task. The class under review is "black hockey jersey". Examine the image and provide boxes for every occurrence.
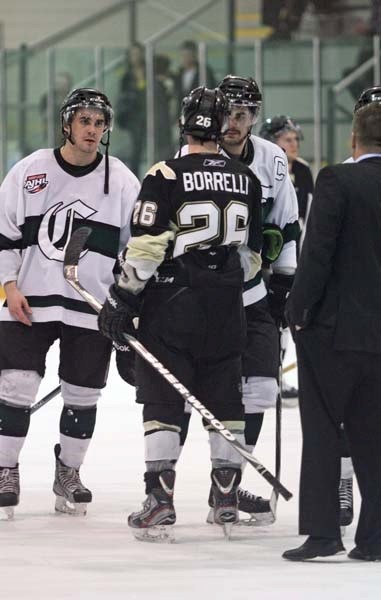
[290,157,314,221]
[124,152,263,286]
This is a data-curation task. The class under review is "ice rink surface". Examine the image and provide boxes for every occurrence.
[1,341,380,600]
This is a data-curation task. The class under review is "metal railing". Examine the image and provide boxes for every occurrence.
[327,36,381,163]
[23,0,137,57]
[0,0,233,180]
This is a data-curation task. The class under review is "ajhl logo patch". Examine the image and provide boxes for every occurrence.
[24,173,49,194]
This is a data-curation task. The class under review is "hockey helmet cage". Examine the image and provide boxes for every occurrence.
[259,115,303,142]
[60,88,114,133]
[354,86,381,113]
[180,86,229,141]
[218,75,262,115]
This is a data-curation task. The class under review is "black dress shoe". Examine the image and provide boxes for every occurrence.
[282,536,346,561]
[348,546,381,561]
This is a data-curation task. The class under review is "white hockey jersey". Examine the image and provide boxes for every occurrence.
[0,149,140,329]
[178,136,299,305]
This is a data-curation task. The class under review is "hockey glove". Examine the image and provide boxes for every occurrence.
[267,272,294,328]
[261,223,284,266]
[98,284,141,345]
[115,344,136,387]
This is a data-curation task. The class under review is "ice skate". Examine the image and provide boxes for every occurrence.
[128,470,176,543]
[207,484,274,527]
[281,383,299,408]
[209,467,241,539]
[339,477,353,535]
[53,444,92,516]
[0,465,19,520]
[236,487,275,526]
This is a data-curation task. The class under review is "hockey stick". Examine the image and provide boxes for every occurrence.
[283,361,296,374]
[30,384,61,414]
[269,327,284,518]
[63,227,293,501]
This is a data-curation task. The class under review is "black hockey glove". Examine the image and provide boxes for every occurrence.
[98,284,141,345]
[267,272,294,328]
[115,344,136,387]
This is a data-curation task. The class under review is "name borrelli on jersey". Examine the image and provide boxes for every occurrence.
[182,170,249,194]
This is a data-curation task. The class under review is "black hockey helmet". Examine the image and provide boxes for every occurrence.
[60,88,114,132]
[218,75,262,117]
[259,115,303,142]
[180,86,229,141]
[354,86,381,113]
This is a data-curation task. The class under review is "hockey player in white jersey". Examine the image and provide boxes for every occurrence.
[214,75,299,524]
[0,88,140,518]
[177,75,299,524]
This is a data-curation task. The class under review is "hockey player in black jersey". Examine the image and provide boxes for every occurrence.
[171,76,299,525]
[98,86,263,541]
[176,76,299,525]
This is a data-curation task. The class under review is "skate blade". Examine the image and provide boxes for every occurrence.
[282,398,299,408]
[131,524,175,544]
[341,526,346,537]
[55,495,88,516]
[221,522,234,539]
[236,513,275,527]
[207,507,275,528]
[1,506,15,520]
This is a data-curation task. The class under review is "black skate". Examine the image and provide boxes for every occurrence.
[339,477,353,533]
[281,384,299,408]
[128,470,176,543]
[53,444,92,516]
[209,467,241,539]
[207,485,274,527]
[0,465,19,520]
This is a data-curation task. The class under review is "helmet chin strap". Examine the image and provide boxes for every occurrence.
[100,130,110,194]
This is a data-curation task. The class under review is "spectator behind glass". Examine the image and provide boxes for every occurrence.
[154,54,175,161]
[116,42,146,177]
[39,72,73,146]
[173,40,216,116]
[262,0,345,40]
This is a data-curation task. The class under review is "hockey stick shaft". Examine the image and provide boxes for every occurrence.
[283,360,296,374]
[64,228,292,501]
[269,327,284,515]
[31,384,61,414]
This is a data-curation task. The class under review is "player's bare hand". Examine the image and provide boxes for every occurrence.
[4,281,33,326]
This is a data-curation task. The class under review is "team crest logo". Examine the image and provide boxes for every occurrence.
[24,173,49,194]
[38,200,97,262]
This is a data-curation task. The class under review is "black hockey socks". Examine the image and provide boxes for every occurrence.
[244,412,264,446]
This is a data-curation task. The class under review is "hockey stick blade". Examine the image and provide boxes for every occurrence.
[63,228,293,501]
[63,227,102,313]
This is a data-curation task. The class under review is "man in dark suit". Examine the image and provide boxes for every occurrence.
[283,101,381,562]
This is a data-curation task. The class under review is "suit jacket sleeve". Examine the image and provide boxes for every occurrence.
[286,165,346,327]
